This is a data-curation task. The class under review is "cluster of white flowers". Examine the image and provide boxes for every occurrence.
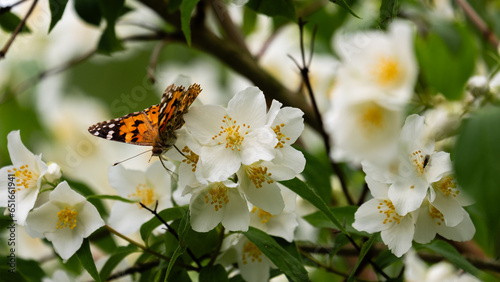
[354,115,475,257]
[323,21,475,257]
[165,86,305,237]
[0,131,104,260]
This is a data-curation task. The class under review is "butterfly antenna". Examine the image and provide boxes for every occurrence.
[173,144,187,158]
[159,155,178,181]
[113,149,152,166]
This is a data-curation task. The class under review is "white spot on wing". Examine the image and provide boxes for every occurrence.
[106,130,114,139]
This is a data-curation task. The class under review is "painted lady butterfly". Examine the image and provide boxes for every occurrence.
[88,83,202,158]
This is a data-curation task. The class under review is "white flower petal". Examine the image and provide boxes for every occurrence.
[436,211,475,242]
[240,127,276,165]
[425,151,452,183]
[221,189,250,231]
[185,105,227,144]
[200,145,241,182]
[381,215,415,257]
[227,87,267,128]
[108,165,147,197]
[189,187,224,232]
[239,173,284,215]
[389,177,428,215]
[107,202,152,235]
[46,227,84,260]
[352,199,390,233]
[431,191,464,227]
[273,146,305,174]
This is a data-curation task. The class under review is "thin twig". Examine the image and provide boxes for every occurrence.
[0,0,38,59]
[208,226,225,267]
[0,0,28,15]
[139,201,202,269]
[290,18,354,205]
[107,261,159,281]
[455,0,499,48]
[147,40,169,84]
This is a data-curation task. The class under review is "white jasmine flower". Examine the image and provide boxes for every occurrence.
[404,249,480,282]
[332,20,417,108]
[216,233,275,282]
[266,100,306,174]
[388,114,453,215]
[184,87,277,182]
[0,131,49,225]
[107,162,173,235]
[187,180,249,232]
[237,160,297,216]
[44,163,62,184]
[352,176,415,257]
[413,199,475,244]
[25,181,104,260]
[249,187,298,242]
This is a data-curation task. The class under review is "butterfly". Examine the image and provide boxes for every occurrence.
[88,83,202,163]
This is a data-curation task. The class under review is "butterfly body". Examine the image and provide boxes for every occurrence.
[88,83,202,156]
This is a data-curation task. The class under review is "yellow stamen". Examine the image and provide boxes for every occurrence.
[242,241,263,264]
[429,206,445,226]
[212,116,250,151]
[129,184,155,208]
[251,207,274,223]
[181,146,199,172]
[246,165,273,189]
[204,183,229,212]
[378,199,403,225]
[56,207,78,230]
[372,56,401,87]
[8,165,39,192]
[272,123,290,149]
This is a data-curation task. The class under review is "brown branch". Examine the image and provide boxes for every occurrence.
[0,0,38,59]
[455,0,499,48]
[137,0,320,132]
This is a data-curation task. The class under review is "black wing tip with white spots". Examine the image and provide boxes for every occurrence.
[88,118,126,142]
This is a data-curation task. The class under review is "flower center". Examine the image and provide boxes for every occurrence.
[204,183,229,212]
[56,207,78,230]
[272,123,290,149]
[213,116,250,151]
[251,207,274,223]
[410,150,426,175]
[242,241,263,264]
[246,165,273,189]
[8,165,39,192]
[378,199,403,224]
[358,103,384,134]
[433,176,459,197]
[129,183,155,208]
[372,55,401,87]
[429,205,445,226]
[181,146,199,172]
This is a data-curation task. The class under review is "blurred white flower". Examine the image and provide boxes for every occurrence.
[332,20,417,108]
[184,86,277,182]
[0,130,49,225]
[352,176,415,257]
[42,270,74,282]
[325,96,402,164]
[25,181,104,260]
[404,249,480,282]
[107,162,173,235]
[216,233,275,282]
[187,180,249,232]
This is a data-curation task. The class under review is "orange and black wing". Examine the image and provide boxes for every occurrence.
[158,83,202,143]
[88,104,161,146]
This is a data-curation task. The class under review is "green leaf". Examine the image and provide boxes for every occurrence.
[280,178,349,235]
[347,234,377,282]
[328,0,360,19]
[415,23,477,100]
[77,238,101,282]
[74,0,102,26]
[97,0,125,54]
[244,227,308,282]
[303,206,358,234]
[99,245,138,281]
[180,0,200,46]
[298,148,332,202]
[86,194,137,203]
[416,240,480,276]
[454,106,500,255]
[378,0,398,29]
[0,12,30,33]
[48,0,69,32]
[140,206,188,244]
[246,0,296,20]
[166,210,191,280]
[199,264,229,282]
[242,6,258,36]
[66,180,108,217]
